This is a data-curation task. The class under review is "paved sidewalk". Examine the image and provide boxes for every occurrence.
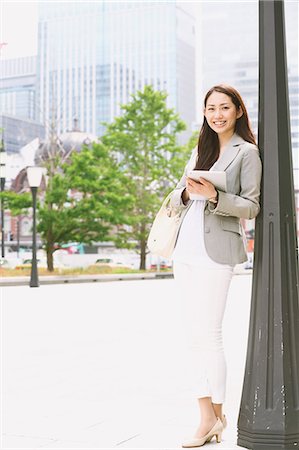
[1,276,252,449]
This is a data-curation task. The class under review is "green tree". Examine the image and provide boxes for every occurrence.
[0,191,31,215]
[102,85,189,270]
[37,142,134,271]
[186,130,198,152]
[0,133,32,239]
[0,191,31,255]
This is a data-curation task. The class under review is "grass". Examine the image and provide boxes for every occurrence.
[0,265,171,278]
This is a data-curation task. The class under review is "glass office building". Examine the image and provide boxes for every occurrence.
[0,114,45,154]
[0,56,45,155]
[37,2,196,142]
[0,56,37,120]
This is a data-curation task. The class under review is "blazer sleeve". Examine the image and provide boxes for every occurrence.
[169,147,197,209]
[208,146,262,220]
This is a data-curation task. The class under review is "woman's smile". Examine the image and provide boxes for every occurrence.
[213,121,226,127]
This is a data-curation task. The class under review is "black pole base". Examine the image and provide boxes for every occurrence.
[238,430,299,450]
[29,264,39,287]
[29,273,39,288]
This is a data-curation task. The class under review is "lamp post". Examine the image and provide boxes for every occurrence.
[27,166,44,288]
[237,1,299,449]
[17,215,20,258]
[0,138,7,259]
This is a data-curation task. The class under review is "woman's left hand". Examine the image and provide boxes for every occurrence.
[186,177,217,199]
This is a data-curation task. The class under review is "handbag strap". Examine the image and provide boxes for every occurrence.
[163,192,184,218]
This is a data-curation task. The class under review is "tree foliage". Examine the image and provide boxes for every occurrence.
[102,85,190,269]
[0,191,31,216]
[35,86,196,271]
[37,142,134,270]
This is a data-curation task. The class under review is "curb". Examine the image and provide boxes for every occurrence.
[0,272,174,287]
[0,269,251,287]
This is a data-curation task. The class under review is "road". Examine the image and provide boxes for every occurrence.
[1,275,252,449]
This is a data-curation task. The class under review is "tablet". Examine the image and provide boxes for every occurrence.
[188,170,227,192]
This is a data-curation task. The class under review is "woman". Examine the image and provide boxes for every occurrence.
[170,84,262,448]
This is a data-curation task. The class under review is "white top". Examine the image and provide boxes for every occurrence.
[172,199,232,268]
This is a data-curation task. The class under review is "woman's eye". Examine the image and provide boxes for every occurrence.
[207,107,229,111]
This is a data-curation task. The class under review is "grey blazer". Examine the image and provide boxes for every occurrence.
[170,133,262,265]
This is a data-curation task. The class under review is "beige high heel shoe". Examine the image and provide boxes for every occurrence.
[182,417,223,448]
[206,415,227,443]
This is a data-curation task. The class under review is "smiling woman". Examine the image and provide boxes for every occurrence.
[168,84,262,448]
[1,2,38,59]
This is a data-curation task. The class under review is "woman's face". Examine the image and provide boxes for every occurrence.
[204,91,243,136]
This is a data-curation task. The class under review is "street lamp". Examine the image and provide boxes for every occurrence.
[237,1,299,448]
[0,138,7,259]
[27,166,44,288]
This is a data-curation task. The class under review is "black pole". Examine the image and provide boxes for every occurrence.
[1,177,5,259]
[237,1,299,449]
[17,215,20,258]
[30,187,39,288]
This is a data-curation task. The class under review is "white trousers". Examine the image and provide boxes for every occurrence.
[173,261,234,404]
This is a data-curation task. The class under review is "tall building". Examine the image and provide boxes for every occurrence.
[0,114,44,154]
[37,1,196,142]
[0,56,45,155]
[0,56,37,120]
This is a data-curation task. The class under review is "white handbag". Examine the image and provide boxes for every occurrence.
[147,192,188,259]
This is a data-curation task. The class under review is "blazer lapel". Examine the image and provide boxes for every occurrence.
[211,133,246,172]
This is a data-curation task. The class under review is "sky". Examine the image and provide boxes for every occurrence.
[1,2,38,59]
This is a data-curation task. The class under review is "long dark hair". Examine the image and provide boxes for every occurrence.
[194,84,256,170]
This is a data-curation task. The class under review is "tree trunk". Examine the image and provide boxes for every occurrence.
[139,238,147,270]
[46,209,54,271]
[46,246,54,272]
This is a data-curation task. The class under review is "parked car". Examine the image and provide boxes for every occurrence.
[95,258,114,264]
[244,252,254,270]
[15,258,48,269]
[150,261,172,270]
[0,257,28,269]
[94,258,131,269]
[15,258,66,270]
[0,258,16,269]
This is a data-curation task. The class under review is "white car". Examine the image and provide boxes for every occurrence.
[0,257,23,269]
[244,252,254,269]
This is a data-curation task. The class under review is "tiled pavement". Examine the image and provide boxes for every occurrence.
[1,276,252,449]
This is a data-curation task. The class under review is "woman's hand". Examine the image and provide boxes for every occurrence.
[186,177,217,199]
